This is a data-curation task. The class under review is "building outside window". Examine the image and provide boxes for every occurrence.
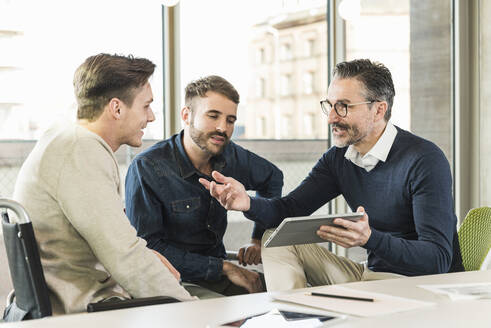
[303,71,314,94]
[280,115,292,138]
[256,47,265,64]
[256,116,267,137]
[280,43,292,60]
[256,77,266,98]
[303,112,315,136]
[280,74,291,96]
[305,38,315,57]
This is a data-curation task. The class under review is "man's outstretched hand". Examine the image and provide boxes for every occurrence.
[199,171,251,211]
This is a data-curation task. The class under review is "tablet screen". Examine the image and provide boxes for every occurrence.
[279,310,336,322]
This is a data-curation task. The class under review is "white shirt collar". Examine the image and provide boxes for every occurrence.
[344,122,398,172]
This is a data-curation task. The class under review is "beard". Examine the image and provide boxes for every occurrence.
[189,121,229,156]
[331,122,366,148]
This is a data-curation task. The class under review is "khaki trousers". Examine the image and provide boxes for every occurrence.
[261,229,402,291]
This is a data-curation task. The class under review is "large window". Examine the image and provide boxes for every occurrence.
[180,0,329,141]
[2,0,489,259]
[0,0,166,197]
[0,0,165,140]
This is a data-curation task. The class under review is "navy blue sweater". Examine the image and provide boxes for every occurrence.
[246,127,463,276]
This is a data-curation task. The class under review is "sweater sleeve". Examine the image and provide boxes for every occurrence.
[364,150,456,275]
[56,138,195,301]
[231,145,284,240]
[245,151,340,228]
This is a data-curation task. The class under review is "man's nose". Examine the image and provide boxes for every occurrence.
[147,108,156,122]
[327,107,340,124]
[216,119,226,132]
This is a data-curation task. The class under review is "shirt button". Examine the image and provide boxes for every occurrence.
[207,224,211,228]
[186,205,190,209]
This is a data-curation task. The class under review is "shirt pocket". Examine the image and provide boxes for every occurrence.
[171,197,201,213]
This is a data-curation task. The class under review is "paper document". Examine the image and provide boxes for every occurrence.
[211,308,333,328]
[274,285,434,317]
[418,282,491,301]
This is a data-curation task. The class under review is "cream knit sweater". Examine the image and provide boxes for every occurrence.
[14,124,194,314]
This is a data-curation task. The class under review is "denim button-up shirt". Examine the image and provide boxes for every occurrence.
[125,131,283,282]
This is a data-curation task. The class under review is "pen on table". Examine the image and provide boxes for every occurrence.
[309,292,374,302]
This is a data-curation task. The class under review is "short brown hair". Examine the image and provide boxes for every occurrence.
[74,53,155,121]
[184,75,240,108]
[333,59,395,121]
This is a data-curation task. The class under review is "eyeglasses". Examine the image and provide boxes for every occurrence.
[320,100,375,117]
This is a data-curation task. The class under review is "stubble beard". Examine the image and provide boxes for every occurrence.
[331,122,365,148]
[189,121,229,156]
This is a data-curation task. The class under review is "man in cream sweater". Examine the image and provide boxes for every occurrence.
[13,53,195,315]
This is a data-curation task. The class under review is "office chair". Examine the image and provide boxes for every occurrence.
[0,198,179,322]
[457,207,491,271]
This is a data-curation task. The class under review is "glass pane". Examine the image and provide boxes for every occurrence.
[480,0,491,204]
[0,0,166,198]
[0,0,165,140]
[179,0,330,250]
[344,0,410,130]
[180,0,329,141]
[343,0,453,163]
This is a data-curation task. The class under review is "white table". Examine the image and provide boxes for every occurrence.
[2,270,491,328]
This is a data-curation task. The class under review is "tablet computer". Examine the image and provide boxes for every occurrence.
[263,212,364,248]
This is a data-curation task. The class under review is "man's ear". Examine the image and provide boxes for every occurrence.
[107,98,122,119]
[374,101,388,122]
[181,106,191,125]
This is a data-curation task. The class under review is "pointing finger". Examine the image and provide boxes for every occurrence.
[238,247,245,265]
[209,181,220,198]
[211,171,227,183]
[199,178,211,190]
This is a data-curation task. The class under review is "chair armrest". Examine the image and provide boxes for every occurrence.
[87,296,180,313]
[5,290,15,308]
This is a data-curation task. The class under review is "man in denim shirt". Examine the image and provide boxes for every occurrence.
[125,76,283,298]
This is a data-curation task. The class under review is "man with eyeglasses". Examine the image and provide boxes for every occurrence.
[200,59,464,291]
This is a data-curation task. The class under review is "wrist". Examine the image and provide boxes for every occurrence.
[222,260,234,273]
[362,227,372,246]
[251,238,261,245]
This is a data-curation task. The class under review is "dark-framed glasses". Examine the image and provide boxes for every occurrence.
[320,100,375,117]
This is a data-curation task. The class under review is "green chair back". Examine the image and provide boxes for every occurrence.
[457,207,491,271]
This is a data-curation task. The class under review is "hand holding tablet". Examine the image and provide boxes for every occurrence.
[264,212,364,248]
